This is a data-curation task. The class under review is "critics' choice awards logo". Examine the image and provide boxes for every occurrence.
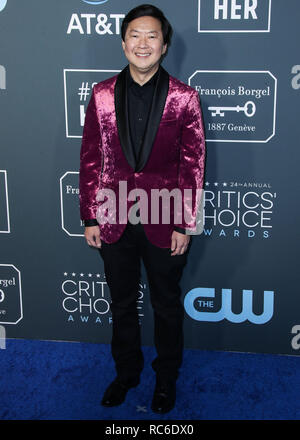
[198,0,272,32]
[0,264,23,325]
[189,70,277,143]
[63,69,120,138]
[202,181,276,239]
[67,1,124,36]
[0,170,10,233]
[61,272,146,324]
[184,287,274,324]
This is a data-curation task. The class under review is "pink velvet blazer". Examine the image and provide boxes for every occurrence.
[79,65,206,248]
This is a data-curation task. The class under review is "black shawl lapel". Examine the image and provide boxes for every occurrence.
[114,65,136,171]
[136,66,169,172]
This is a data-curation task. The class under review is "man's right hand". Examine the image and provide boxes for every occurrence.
[84,226,102,248]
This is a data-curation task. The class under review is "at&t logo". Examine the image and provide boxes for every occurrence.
[184,287,274,324]
[67,12,124,35]
[68,1,124,35]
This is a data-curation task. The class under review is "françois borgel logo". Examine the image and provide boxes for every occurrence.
[63,69,120,138]
[0,264,23,325]
[198,0,272,32]
[184,287,274,324]
[0,170,10,234]
[189,70,277,143]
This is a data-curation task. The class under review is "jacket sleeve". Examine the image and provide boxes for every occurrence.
[79,87,103,221]
[175,90,206,233]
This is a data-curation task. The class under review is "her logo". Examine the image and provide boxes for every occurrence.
[198,0,272,32]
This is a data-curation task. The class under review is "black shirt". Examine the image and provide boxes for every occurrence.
[127,65,159,162]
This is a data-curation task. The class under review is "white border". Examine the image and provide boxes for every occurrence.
[188,70,277,143]
[0,264,23,325]
[198,0,272,33]
[60,171,83,237]
[0,170,10,233]
[63,69,120,139]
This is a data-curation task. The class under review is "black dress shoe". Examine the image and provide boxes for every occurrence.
[101,378,140,407]
[151,379,176,414]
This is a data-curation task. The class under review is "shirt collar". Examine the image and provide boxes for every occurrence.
[127,65,160,88]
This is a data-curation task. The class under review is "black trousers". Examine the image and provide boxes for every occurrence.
[99,221,189,385]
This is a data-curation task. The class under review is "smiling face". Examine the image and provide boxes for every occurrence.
[122,15,167,79]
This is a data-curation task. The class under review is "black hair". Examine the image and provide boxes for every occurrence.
[121,4,173,46]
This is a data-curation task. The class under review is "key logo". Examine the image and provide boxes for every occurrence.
[198,0,272,33]
[189,70,277,143]
[184,287,274,324]
[208,100,256,118]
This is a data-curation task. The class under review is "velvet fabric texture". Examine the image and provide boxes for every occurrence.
[79,65,206,248]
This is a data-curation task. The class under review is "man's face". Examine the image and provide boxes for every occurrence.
[122,15,167,75]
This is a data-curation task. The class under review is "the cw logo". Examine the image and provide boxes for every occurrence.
[184,287,274,324]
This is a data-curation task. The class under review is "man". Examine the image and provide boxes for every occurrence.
[79,4,205,414]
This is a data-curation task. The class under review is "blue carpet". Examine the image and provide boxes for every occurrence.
[0,339,299,420]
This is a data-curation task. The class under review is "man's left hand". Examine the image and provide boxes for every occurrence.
[170,231,190,256]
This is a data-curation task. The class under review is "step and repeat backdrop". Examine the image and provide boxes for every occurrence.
[0,0,300,355]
